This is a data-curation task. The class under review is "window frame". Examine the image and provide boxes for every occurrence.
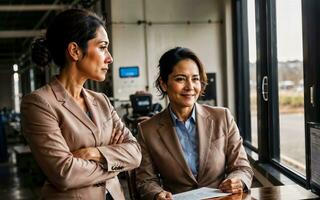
[232,0,319,187]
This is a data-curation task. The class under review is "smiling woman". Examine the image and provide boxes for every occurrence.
[21,9,141,200]
[135,47,253,200]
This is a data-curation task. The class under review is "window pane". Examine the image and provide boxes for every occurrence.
[276,0,305,175]
[248,0,258,148]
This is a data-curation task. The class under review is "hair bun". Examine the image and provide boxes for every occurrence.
[31,37,52,66]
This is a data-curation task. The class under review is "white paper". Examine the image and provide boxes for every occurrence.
[173,187,231,200]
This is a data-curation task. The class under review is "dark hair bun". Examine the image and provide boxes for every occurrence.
[31,37,52,66]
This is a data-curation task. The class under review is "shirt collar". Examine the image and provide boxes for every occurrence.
[169,105,196,126]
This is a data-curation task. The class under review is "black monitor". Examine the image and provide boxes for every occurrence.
[130,94,152,116]
[198,72,217,106]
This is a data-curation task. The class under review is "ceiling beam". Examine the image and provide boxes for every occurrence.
[0,30,46,38]
[0,4,68,12]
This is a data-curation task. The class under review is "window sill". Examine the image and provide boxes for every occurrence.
[245,147,296,186]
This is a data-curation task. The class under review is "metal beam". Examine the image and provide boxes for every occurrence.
[0,30,46,38]
[0,5,68,12]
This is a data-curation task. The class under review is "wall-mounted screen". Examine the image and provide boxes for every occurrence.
[119,66,139,78]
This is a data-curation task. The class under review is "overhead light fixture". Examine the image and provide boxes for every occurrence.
[13,64,18,72]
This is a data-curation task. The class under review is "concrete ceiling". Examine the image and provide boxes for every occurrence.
[0,0,96,72]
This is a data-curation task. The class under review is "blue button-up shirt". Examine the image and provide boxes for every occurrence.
[169,106,199,177]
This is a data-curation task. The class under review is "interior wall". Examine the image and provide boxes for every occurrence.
[111,0,147,101]
[223,0,236,113]
[111,0,231,108]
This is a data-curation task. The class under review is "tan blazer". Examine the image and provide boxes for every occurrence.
[136,104,253,200]
[21,78,142,200]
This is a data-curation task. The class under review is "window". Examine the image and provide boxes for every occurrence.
[275,0,305,175]
[247,0,258,149]
[235,0,309,185]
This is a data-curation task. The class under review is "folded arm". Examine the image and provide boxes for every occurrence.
[21,93,141,191]
[96,95,142,172]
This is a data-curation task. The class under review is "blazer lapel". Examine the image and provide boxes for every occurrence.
[196,103,214,180]
[157,108,197,183]
[50,78,98,138]
[82,89,102,143]
[82,89,98,126]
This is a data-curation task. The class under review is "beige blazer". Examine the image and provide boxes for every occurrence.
[21,78,142,200]
[136,104,253,200]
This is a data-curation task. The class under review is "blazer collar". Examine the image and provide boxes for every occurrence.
[49,77,99,138]
[49,77,97,105]
[49,76,68,102]
[82,88,98,106]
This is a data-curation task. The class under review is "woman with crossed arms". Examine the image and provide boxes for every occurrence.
[21,9,141,200]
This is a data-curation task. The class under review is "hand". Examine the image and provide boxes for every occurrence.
[110,128,125,145]
[156,190,173,200]
[72,147,104,163]
[219,178,244,194]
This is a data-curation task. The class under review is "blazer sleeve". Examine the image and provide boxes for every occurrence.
[21,93,119,191]
[135,123,164,200]
[224,108,254,189]
[96,95,142,172]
